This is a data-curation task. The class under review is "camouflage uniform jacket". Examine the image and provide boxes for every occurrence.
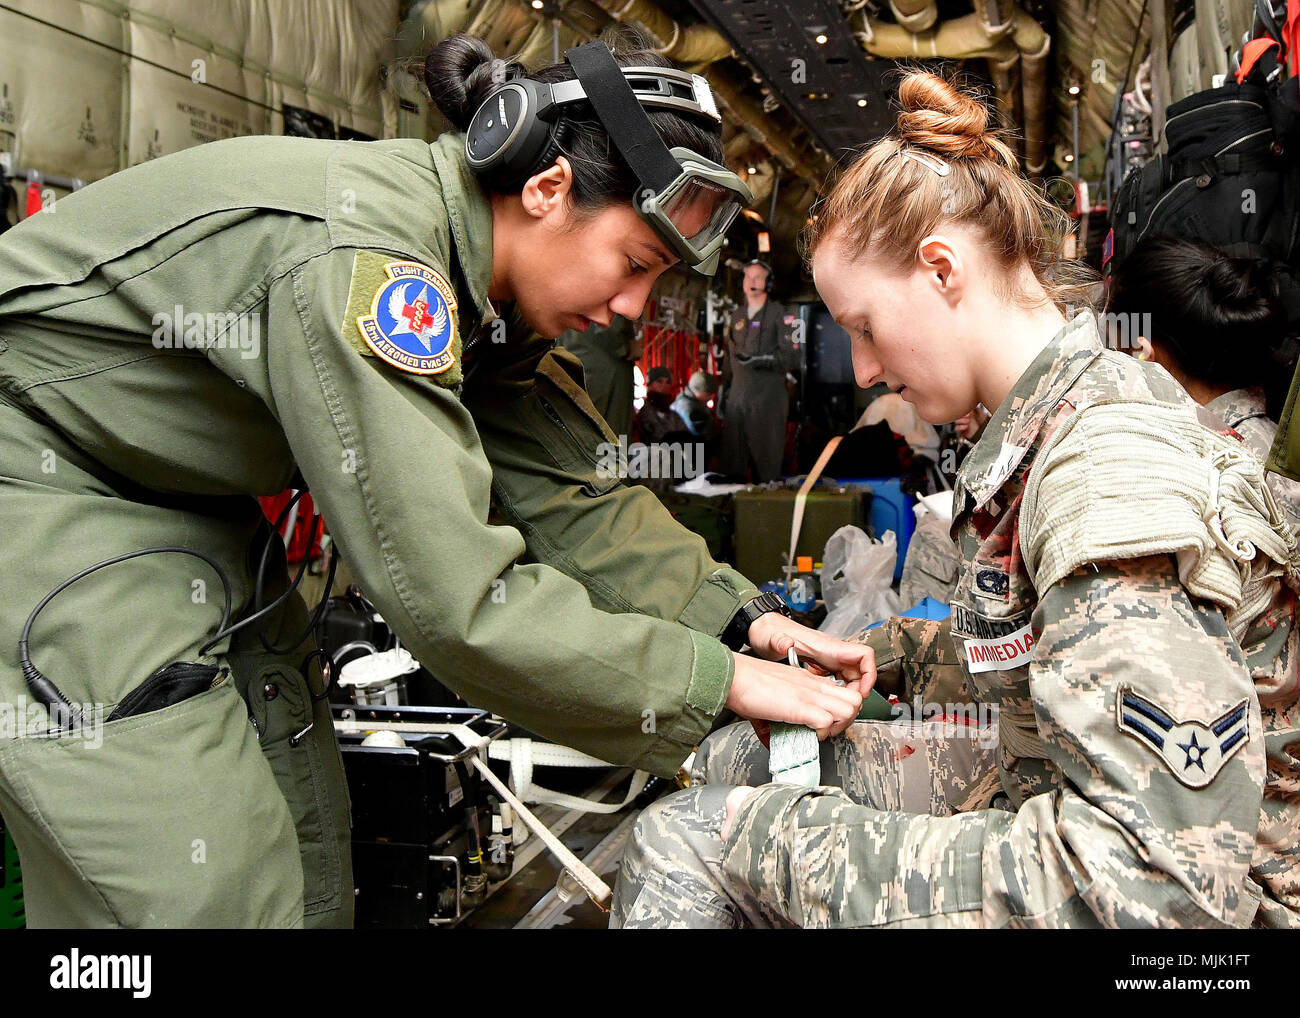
[721,313,1300,928]
[1206,386,1300,536]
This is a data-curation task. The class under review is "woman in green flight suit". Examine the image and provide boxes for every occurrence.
[0,30,870,928]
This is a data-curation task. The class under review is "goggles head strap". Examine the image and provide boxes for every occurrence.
[563,42,685,195]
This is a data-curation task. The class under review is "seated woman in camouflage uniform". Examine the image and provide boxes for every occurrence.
[1108,235,1300,535]
[610,70,1300,929]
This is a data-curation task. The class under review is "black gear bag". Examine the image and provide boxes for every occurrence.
[1106,41,1300,479]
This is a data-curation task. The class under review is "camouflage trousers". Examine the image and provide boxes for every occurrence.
[610,719,1000,928]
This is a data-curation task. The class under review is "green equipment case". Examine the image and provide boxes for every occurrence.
[732,487,869,586]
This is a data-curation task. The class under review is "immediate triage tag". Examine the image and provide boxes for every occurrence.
[963,621,1035,673]
[342,254,461,383]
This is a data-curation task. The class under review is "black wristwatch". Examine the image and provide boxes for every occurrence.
[720,592,791,651]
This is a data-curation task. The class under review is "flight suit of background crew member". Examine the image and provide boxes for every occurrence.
[720,261,799,482]
[611,72,1300,930]
[0,31,869,929]
[555,313,638,440]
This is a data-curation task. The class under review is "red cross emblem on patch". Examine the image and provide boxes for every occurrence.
[402,297,435,335]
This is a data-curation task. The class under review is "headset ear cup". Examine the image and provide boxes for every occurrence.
[529,116,568,184]
[466,79,557,191]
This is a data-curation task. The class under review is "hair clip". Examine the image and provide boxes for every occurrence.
[899,149,951,177]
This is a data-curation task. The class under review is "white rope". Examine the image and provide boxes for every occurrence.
[785,436,843,586]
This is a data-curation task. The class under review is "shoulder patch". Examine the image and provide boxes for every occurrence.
[341,252,462,386]
[1116,685,1250,789]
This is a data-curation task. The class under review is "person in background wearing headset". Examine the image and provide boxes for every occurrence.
[720,259,800,481]
[0,29,870,929]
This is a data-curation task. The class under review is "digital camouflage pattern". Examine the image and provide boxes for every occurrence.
[846,613,972,710]
[613,313,1300,928]
[1207,386,1300,536]
[1202,387,1300,924]
[693,717,1000,817]
[608,784,797,929]
[692,605,998,816]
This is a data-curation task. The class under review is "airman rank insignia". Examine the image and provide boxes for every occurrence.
[356,261,458,375]
[1116,686,1250,789]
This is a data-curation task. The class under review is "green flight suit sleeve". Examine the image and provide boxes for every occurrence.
[263,247,735,776]
[720,556,1265,927]
[464,342,759,639]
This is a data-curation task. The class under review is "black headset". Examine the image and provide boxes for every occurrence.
[462,44,720,192]
[464,77,574,191]
[747,258,774,294]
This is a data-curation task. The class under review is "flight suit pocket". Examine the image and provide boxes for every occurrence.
[108,662,223,721]
[0,675,304,927]
[246,665,348,915]
[530,350,622,496]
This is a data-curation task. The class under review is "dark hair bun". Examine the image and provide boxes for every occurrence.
[1203,253,1282,314]
[1108,235,1293,412]
[424,33,526,131]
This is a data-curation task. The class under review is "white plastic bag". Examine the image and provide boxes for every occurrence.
[818,525,903,639]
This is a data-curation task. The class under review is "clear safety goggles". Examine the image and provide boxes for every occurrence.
[560,44,753,276]
[637,148,752,276]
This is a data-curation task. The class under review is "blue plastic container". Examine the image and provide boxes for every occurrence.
[864,596,951,631]
[834,477,916,581]
[759,577,817,613]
